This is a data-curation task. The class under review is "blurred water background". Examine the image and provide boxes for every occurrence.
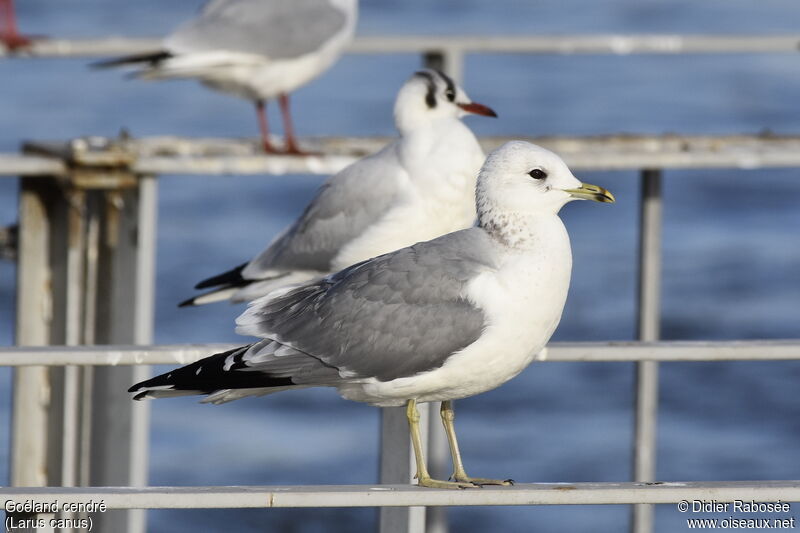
[1,1,800,531]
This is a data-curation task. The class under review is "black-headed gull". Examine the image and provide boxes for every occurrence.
[179,69,497,307]
[131,141,615,488]
[95,0,358,154]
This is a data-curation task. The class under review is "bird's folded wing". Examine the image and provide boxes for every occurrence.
[166,0,349,60]
[242,145,404,277]
[237,228,498,382]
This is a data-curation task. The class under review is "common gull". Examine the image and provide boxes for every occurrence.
[131,140,615,488]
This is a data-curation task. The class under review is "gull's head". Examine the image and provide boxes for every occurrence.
[477,141,615,221]
[394,69,497,133]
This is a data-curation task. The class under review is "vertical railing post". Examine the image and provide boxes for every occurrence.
[631,169,663,533]
[422,48,465,533]
[12,175,58,488]
[379,406,429,533]
[377,48,465,533]
[10,137,154,533]
[89,172,155,533]
[423,48,465,83]
[12,169,89,490]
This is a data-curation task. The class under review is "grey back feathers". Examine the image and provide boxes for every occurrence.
[167,0,349,60]
[242,144,402,276]
[133,228,498,401]
[236,229,497,382]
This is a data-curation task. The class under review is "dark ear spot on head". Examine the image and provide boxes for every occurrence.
[425,87,437,108]
[434,69,457,102]
[414,70,438,109]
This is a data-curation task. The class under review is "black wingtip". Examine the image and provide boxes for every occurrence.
[91,57,133,70]
[90,50,173,70]
[194,262,248,290]
[90,58,119,70]
[127,344,295,400]
[128,382,149,400]
[177,296,196,308]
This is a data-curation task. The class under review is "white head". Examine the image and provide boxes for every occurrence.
[477,141,614,235]
[393,69,496,134]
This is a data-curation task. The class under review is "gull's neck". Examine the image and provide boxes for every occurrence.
[396,117,477,165]
[479,210,570,252]
[396,111,464,139]
[396,117,481,190]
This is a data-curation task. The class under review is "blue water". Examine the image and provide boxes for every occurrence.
[2,1,800,531]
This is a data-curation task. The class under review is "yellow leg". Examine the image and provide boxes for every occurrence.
[440,400,514,486]
[406,399,476,489]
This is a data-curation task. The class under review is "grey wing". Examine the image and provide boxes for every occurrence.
[167,0,350,59]
[242,145,404,278]
[236,229,498,382]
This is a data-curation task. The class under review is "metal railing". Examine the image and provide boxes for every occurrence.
[4,133,800,178]
[3,481,799,508]
[2,340,800,367]
[2,341,799,529]
[5,34,800,57]
[3,33,800,533]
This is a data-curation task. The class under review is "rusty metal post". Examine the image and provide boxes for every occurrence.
[11,136,153,533]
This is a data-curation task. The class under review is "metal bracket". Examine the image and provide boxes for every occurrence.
[23,133,138,190]
[13,132,152,533]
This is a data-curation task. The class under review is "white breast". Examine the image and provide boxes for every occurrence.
[342,217,573,407]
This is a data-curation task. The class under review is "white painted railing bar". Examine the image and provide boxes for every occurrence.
[2,481,799,509]
[4,34,800,59]
[0,340,797,367]
[0,154,66,176]
[351,35,800,55]
[4,134,800,178]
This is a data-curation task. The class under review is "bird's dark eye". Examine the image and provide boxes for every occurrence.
[445,89,456,102]
[528,169,547,180]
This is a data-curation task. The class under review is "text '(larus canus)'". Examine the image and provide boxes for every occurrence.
[94,0,358,154]
[131,141,614,488]
[180,69,496,306]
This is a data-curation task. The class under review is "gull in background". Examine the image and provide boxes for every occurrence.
[179,69,497,307]
[131,141,615,488]
[94,0,358,154]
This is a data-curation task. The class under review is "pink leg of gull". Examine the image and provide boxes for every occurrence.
[0,0,33,51]
[278,93,316,156]
[255,100,280,154]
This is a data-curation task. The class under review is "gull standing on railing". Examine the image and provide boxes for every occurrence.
[179,69,497,306]
[94,0,358,154]
[131,141,615,488]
